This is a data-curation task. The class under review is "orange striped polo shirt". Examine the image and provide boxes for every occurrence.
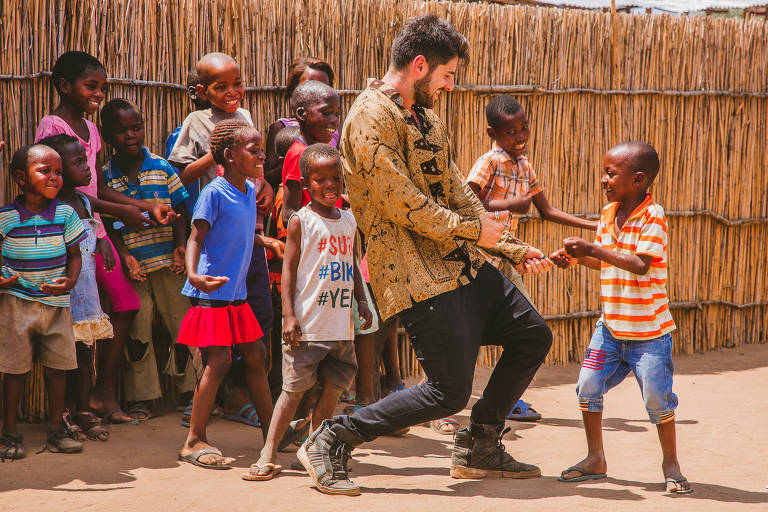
[595,194,676,340]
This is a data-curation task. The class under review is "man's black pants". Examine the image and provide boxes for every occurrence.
[334,263,553,443]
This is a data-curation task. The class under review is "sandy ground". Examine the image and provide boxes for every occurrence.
[3,343,768,512]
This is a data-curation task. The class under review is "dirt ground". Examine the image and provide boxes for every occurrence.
[3,342,768,512]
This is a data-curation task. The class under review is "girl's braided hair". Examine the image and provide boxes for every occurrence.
[209,119,256,165]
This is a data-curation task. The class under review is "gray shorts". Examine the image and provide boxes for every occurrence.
[282,340,357,393]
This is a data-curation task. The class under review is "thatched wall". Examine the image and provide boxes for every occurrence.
[1,0,767,407]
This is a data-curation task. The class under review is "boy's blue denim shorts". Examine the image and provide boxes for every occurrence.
[576,321,678,424]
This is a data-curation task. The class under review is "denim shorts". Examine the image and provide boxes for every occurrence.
[576,321,678,424]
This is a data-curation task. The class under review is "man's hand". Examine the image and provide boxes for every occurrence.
[95,238,116,271]
[563,237,595,259]
[188,273,229,293]
[256,181,274,217]
[123,254,147,282]
[514,246,554,274]
[118,204,156,232]
[358,301,373,330]
[282,315,302,346]
[505,194,532,215]
[477,211,510,248]
[550,248,577,269]
[41,277,76,295]
[170,246,186,275]
[0,273,19,289]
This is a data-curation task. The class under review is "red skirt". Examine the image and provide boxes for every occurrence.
[176,302,263,347]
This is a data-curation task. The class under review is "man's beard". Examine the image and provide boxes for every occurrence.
[414,74,438,109]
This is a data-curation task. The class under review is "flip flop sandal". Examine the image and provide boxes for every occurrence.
[178,447,233,470]
[242,462,283,481]
[665,478,693,494]
[558,465,607,482]
[339,391,355,403]
[222,403,261,428]
[127,404,151,422]
[506,400,542,422]
[75,412,110,442]
[278,419,310,452]
[431,417,460,435]
[100,408,140,425]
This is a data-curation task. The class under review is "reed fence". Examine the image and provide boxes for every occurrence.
[1,0,766,419]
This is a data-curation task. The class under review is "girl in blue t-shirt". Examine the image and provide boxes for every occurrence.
[176,120,274,469]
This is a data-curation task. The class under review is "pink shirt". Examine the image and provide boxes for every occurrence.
[35,115,105,237]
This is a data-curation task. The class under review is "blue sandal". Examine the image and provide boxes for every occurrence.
[222,403,260,428]
[506,399,542,422]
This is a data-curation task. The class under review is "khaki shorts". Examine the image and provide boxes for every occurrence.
[0,293,77,374]
[282,340,357,393]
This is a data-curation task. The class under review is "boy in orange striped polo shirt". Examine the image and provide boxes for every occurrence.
[550,142,691,494]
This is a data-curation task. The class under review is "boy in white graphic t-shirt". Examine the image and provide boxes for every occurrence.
[244,144,372,482]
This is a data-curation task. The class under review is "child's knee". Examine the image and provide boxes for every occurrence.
[576,371,605,411]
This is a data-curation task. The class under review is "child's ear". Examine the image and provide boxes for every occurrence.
[299,176,308,189]
[223,147,233,164]
[188,86,199,101]
[295,106,306,123]
[486,126,495,140]
[195,83,208,101]
[633,171,648,188]
[56,78,72,95]
[12,169,26,188]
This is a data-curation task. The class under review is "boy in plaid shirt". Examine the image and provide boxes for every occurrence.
[466,95,597,422]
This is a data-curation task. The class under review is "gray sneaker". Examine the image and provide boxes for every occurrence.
[47,428,83,454]
[297,420,360,496]
[450,423,540,479]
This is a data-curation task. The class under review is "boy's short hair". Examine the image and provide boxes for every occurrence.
[275,126,300,158]
[299,143,340,182]
[209,119,257,165]
[612,142,661,184]
[52,51,105,94]
[286,57,335,97]
[390,15,470,70]
[101,98,140,137]
[291,80,337,114]
[196,52,239,87]
[37,134,80,157]
[486,95,523,128]
[10,144,56,175]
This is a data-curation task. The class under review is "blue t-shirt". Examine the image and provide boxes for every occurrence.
[182,177,257,301]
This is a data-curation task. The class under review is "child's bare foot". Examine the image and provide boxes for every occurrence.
[558,455,607,482]
[663,460,692,494]
[90,395,134,424]
[179,441,234,469]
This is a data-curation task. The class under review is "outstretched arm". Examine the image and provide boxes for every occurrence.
[532,191,598,231]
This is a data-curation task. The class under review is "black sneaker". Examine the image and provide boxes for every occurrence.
[297,420,360,496]
[450,423,540,479]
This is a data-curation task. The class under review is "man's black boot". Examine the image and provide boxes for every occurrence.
[450,423,541,479]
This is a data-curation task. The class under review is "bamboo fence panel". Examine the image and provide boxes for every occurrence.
[1,0,766,417]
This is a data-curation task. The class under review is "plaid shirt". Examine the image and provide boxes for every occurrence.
[467,144,541,268]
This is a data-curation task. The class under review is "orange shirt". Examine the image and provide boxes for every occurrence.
[595,194,675,340]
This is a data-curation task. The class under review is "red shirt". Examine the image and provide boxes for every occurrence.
[281,139,342,208]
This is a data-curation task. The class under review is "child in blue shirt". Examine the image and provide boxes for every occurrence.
[176,119,274,469]
[0,144,86,458]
